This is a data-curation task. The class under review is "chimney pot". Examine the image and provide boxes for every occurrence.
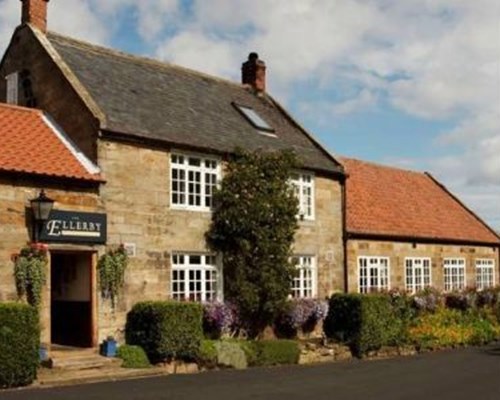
[242,52,266,93]
[20,0,50,33]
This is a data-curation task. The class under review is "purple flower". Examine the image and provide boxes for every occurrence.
[202,301,239,338]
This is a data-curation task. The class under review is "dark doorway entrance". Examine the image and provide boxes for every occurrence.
[51,252,93,347]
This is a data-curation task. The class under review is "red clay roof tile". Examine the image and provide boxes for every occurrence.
[0,103,101,182]
[341,157,499,245]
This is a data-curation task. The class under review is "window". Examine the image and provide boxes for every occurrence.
[291,256,317,298]
[405,257,431,293]
[6,72,18,105]
[170,153,220,211]
[233,103,275,135]
[358,256,390,293]
[291,173,315,220]
[171,254,221,302]
[443,258,466,291]
[476,259,495,290]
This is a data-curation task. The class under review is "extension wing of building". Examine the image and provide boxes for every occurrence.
[0,1,345,347]
[341,157,500,294]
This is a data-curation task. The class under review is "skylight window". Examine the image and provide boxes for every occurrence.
[233,103,275,135]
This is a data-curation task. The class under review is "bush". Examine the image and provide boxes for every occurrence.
[116,345,151,368]
[324,294,405,357]
[445,290,477,311]
[250,340,300,366]
[0,303,40,388]
[125,301,203,363]
[412,287,444,313]
[198,340,218,368]
[275,298,328,338]
[409,308,499,350]
[202,302,239,339]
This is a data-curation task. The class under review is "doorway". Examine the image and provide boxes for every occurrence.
[50,252,94,348]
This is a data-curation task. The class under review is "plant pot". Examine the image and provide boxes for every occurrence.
[100,338,117,357]
[39,344,49,362]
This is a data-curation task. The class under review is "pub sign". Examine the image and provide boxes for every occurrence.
[39,210,107,244]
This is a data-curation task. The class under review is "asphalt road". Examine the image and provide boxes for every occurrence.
[2,343,500,400]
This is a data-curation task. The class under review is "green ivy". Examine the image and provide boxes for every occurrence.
[206,148,299,336]
[98,246,128,308]
[13,245,48,308]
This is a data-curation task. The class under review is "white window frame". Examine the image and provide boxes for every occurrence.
[170,152,221,212]
[358,256,390,293]
[291,172,315,221]
[6,72,19,105]
[171,253,223,302]
[291,255,317,298]
[476,259,495,290]
[405,257,432,294]
[443,258,466,292]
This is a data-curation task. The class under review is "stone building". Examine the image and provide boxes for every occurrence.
[0,0,346,347]
[341,158,500,293]
[0,102,103,347]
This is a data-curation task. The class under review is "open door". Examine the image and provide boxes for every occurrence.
[50,252,93,347]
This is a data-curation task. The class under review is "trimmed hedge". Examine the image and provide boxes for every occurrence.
[250,340,300,366]
[116,345,151,368]
[324,294,403,357]
[125,301,203,363]
[0,303,40,388]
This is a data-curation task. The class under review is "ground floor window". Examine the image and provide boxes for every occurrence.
[358,256,390,293]
[291,256,316,298]
[476,259,495,290]
[443,258,466,291]
[405,257,431,293]
[171,254,221,301]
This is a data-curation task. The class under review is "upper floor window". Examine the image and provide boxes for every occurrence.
[443,258,466,291]
[358,256,390,293]
[476,259,495,290]
[291,172,315,220]
[6,72,19,105]
[170,153,220,211]
[171,253,222,302]
[233,102,275,136]
[291,255,317,298]
[405,257,431,293]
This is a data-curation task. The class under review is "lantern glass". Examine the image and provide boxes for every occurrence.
[30,190,54,222]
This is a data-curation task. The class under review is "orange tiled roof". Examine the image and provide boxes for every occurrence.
[341,157,500,245]
[0,103,101,182]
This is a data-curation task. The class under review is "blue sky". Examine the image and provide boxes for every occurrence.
[1,0,499,228]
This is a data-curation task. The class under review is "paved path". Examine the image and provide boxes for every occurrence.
[3,343,500,400]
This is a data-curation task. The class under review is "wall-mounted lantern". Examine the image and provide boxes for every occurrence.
[30,190,54,242]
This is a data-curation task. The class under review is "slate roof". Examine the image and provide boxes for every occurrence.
[0,103,102,182]
[45,31,342,175]
[341,157,500,245]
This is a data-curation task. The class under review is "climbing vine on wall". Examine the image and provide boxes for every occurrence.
[98,246,128,308]
[13,243,48,308]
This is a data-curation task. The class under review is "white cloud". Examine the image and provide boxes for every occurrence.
[0,0,498,226]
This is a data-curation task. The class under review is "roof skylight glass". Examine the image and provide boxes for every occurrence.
[233,103,275,134]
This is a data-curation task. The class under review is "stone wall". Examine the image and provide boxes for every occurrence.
[0,176,103,343]
[98,139,345,341]
[346,239,499,292]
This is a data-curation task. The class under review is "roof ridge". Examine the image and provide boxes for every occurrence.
[0,102,43,115]
[340,156,425,175]
[46,31,246,90]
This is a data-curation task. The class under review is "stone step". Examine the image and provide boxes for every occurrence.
[49,354,120,370]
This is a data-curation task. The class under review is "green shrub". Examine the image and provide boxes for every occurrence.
[409,308,499,350]
[198,340,218,368]
[250,340,300,366]
[116,345,151,368]
[0,303,40,388]
[125,301,203,363]
[324,294,405,357]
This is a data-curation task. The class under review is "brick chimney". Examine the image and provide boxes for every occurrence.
[20,0,50,33]
[242,52,266,93]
